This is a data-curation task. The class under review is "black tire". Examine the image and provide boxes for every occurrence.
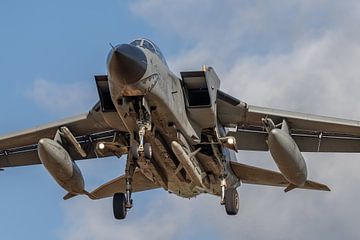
[144,143,152,159]
[113,193,127,220]
[225,188,239,215]
[131,145,139,160]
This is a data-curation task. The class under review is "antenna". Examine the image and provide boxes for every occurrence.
[109,43,115,50]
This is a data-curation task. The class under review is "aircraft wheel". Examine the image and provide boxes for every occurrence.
[131,145,139,160]
[113,193,127,220]
[225,188,239,215]
[144,143,152,159]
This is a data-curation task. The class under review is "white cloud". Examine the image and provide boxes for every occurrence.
[222,33,360,118]
[28,79,96,115]
[59,1,360,239]
[60,193,194,240]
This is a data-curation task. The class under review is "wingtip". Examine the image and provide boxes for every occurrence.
[63,190,98,200]
[316,183,331,192]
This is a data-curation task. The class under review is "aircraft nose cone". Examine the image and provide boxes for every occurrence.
[107,44,147,85]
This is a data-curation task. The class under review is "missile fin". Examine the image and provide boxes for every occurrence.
[84,190,97,200]
[188,148,201,158]
[63,190,96,200]
[284,183,298,192]
[63,192,77,200]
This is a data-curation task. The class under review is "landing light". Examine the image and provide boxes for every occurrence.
[98,143,105,150]
[202,65,207,72]
[219,136,237,152]
[227,137,235,145]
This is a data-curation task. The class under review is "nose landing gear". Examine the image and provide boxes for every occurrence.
[113,152,136,220]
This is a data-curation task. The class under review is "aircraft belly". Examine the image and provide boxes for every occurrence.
[144,132,200,198]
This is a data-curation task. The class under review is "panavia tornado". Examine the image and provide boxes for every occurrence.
[3,38,360,220]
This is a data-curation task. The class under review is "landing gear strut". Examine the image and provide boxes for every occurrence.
[134,98,152,160]
[136,122,152,156]
[125,154,136,209]
[113,153,136,220]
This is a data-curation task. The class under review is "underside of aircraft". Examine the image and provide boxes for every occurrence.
[4,38,360,220]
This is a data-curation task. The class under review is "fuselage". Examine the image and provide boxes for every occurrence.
[106,39,238,198]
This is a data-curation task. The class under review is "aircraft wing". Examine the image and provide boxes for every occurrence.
[217,91,360,152]
[90,170,160,199]
[0,102,124,168]
[230,161,330,191]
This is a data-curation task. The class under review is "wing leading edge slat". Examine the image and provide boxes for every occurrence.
[0,103,125,168]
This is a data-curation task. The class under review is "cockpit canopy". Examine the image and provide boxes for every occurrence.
[130,38,168,67]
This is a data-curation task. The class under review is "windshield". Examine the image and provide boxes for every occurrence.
[130,38,168,67]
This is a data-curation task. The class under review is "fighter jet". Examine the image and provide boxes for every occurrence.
[2,38,360,220]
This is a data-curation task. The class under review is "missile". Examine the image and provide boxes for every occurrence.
[37,138,86,196]
[268,128,307,186]
[171,141,206,188]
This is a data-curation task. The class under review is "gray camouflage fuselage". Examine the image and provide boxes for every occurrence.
[105,42,239,198]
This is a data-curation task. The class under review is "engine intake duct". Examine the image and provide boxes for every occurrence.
[181,71,210,107]
[181,67,220,129]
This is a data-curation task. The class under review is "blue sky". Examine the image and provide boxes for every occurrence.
[2,1,360,239]
[0,1,154,238]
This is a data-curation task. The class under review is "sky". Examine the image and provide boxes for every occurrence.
[1,0,360,239]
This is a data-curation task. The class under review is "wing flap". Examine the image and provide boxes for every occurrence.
[91,170,160,200]
[0,151,39,168]
[218,91,360,153]
[228,129,360,152]
[246,105,360,136]
[230,161,330,191]
[0,108,111,150]
[228,130,268,151]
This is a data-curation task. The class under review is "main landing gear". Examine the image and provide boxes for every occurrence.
[113,98,152,220]
[113,152,135,220]
[220,178,239,215]
[113,192,127,219]
[224,188,239,215]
